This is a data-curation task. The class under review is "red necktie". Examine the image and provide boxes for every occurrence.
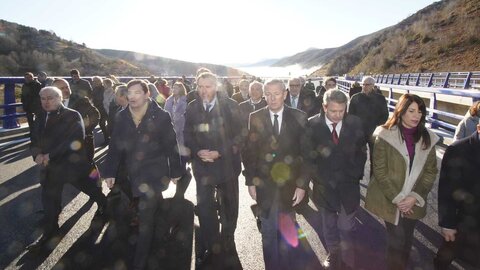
[332,123,339,145]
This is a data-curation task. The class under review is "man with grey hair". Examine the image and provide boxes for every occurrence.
[285,77,320,117]
[238,81,267,128]
[348,76,388,164]
[231,79,250,104]
[244,78,310,269]
[27,86,107,251]
[184,72,242,266]
[307,89,367,270]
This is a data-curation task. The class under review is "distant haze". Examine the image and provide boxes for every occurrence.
[237,65,323,78]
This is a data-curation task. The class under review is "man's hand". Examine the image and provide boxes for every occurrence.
[105,177,116,189]
[292,188,306,206]
[34,154,45,166]
[42,153,50,166]
[441,228,457,242]
[171,177,181,185]
[248,186,257,201]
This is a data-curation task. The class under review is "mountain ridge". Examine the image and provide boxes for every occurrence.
[0,19,246,77]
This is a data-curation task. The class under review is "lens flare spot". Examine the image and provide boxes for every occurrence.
[279,213,299,248]
[270,162,290,185]
[139,183,150,193]
[198,123,210,132]
[89,167,99,180]
[70,140,82,151]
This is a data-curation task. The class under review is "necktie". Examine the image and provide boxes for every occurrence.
[332,123,339,145]
[45,112,50,128]
[292,96,297,108]
[273,114,279,137]
[205,103,211,112]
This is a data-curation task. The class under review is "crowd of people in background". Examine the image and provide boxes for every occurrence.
[17,68,479,270]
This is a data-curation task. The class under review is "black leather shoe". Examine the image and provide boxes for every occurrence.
[195,250,212,268]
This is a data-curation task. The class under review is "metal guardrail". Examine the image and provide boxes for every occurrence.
[370,71,480,90]
[337,79,480,133]
[2,74,480,132]
[0,76,196,129]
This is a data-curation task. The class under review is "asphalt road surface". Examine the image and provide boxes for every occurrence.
[0,129,472,270]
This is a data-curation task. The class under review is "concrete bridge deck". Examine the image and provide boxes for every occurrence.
[0,128,472,270]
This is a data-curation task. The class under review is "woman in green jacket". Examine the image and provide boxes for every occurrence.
[365,94,439,270]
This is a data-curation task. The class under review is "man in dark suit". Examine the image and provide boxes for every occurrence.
[53,78,99,163]
[70,69,93,100]
[231,79,250,104]
[184,72,242,264]
[27,86,107,251]
[348,76,388,168]
[434,123,480,269]
[244,79,310,270]
[238,81,267,132]
[307,89,367,269]
[285,77,320,117]
[103,79,184,269]
[21,72,42,134]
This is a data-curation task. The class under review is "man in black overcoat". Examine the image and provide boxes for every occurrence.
[184,72,242,264]
[27,86,106,251]
[434,123,480,269]
[103,79,184,269]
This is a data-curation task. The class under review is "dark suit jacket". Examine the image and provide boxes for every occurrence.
[307,114,367,214]
[68,97,99,135]
[103,100,184,197]
[284,89,320,117]
[30,106,90,181]
[438,131,480,232]
[184,97,242,185]
[238,99,267,129]
[244,106,310,216]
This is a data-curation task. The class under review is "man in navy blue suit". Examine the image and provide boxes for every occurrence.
[244,79,310,270]
[307,89,367,269]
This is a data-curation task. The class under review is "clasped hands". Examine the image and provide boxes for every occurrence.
[396,195,417,216]
[197,149,220,162]
[104,176,181,189]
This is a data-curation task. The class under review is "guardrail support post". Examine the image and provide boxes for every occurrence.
[443,73,450,88]
[464,72,472,89]
[388,88,395,112]
[415,73,421,86]
[427,74,434,87]
[430,93,438,129]
[2,82,20,129]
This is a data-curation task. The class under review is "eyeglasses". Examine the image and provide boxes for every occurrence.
[289,84,301,87]
[363,83,373,86]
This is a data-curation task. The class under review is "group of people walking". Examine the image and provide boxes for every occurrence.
[21,68,479,270]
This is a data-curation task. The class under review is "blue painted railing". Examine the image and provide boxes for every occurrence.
[337,79,480,133]
[2,74,480,132]
[0,76,193,129]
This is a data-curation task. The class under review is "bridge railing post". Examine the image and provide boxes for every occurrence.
[464,72,472,89]
[2,82,20,129]
[429,92,438,129]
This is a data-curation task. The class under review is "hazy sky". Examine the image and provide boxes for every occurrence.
[1,0,437,66]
